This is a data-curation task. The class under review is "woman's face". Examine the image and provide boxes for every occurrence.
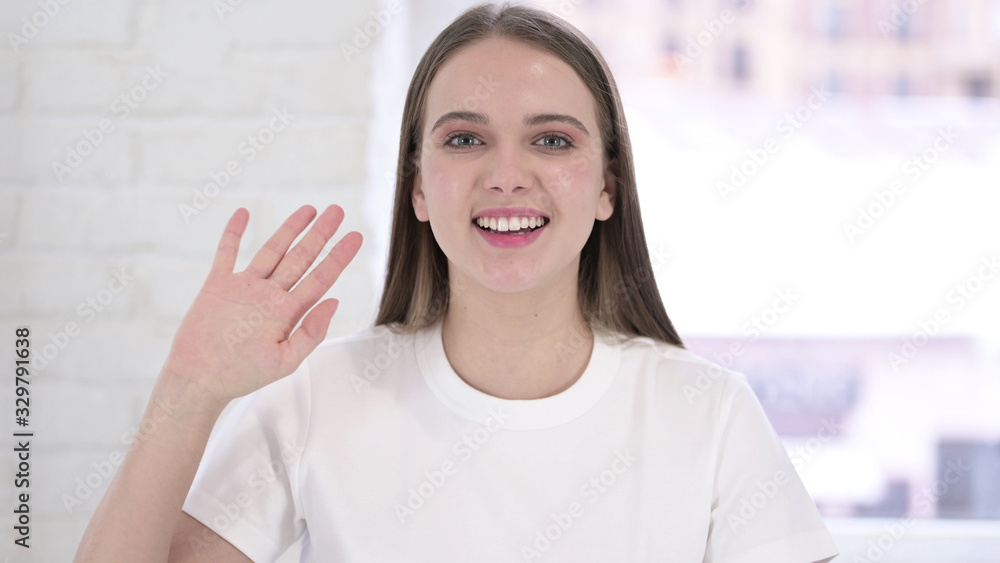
[413,37,615,296]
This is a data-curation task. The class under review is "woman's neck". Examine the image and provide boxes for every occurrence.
[440,270,595,400]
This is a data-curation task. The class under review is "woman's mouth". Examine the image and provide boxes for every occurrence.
[473,216,547,235]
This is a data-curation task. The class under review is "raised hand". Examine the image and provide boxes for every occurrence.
[162,204,363,408]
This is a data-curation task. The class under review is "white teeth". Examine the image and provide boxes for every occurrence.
[476,216,546,232]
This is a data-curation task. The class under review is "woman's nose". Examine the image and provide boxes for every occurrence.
[481,143,533,193]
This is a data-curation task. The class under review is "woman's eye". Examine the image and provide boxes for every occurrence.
[443,133,571,150]
[445,134,481,148]
[536,135,571,149]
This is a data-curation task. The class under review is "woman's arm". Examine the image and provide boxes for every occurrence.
[76,372,245,562]
[74,205,362,562]
[171,513,253,562]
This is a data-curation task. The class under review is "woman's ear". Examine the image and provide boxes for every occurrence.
[411,162,430,222]
[596,158,618,221]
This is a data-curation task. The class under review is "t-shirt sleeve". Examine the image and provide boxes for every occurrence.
[704,372,840,563]
[181,359,312,561]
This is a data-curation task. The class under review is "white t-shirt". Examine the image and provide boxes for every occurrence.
[182,320,840,563]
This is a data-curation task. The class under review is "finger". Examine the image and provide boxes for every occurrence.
[270,205,346,290]
[211,208,250,275]
[282,298,339,373]
[289,231,363,309]
[244,205,318,278]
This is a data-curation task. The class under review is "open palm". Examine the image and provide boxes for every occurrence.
[162,204,363,407]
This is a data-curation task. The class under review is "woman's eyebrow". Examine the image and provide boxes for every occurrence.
[429,111,590,136]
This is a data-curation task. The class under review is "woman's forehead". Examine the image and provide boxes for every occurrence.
[422,38,599,134]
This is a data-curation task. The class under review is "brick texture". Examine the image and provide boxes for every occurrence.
[0,0,420,559]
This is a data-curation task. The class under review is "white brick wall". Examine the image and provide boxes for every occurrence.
[0,0,468,559]
[0,53,17,109]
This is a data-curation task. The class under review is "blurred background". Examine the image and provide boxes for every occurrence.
[0,0,998,561]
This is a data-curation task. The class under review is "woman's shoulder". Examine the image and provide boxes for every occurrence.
[603,331,750,398]
[312,323,414,352]
[315,323,392,347]
[303,323,423,372]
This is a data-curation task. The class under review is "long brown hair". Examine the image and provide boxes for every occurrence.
[374,2,683,348]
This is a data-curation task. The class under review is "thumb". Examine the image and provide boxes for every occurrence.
[284,298,339,369]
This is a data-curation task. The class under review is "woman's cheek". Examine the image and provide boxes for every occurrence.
[546,166,577,197]
[430,158,475,195]
[547,165,601,198]
[424,167,455,202]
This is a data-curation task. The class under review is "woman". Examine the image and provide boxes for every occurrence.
[75,3,839,561]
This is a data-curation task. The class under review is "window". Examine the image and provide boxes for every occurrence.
[732,43,749,83]
[966,75,992,98]
[811,1,847,40]
[895,74,911,97]
[393,3,1000,559]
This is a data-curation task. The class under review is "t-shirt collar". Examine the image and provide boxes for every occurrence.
[415,318,622,430]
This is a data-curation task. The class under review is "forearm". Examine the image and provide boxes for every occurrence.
[74,372,228,562]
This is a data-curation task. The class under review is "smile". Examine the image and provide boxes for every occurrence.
[474,216,547,235]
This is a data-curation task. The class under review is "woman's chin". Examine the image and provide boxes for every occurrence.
[475,268,565,296]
